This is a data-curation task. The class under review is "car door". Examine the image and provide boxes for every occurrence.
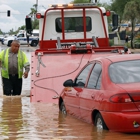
[64,63,93,117]
[17,33,26,44]
[79,62,102,123]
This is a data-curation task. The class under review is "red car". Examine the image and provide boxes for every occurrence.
[58,54,140,133]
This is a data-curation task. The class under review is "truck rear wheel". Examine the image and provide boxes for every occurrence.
[31,40,38,47]
[7,40,13,47]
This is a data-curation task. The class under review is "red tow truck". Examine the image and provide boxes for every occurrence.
[25,2,131,103]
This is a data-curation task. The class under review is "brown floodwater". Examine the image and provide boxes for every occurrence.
[0,96,140,140]
[0,47,140,139]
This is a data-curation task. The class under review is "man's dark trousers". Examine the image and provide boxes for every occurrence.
[2,74,22,96]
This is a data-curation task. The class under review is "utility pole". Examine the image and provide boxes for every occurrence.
[36,0,38,12]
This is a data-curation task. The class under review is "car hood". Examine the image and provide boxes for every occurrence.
[7,36,15,40]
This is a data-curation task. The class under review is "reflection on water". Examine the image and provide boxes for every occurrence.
[0,97,23,139]
[0,96,139,140]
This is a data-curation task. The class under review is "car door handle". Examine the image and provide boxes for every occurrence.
[91,94,95,99]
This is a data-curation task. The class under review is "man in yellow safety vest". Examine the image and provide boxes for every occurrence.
[0,40,30,96]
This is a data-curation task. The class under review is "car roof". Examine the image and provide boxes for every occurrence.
[90,53,140,63]
[104,54,140,62]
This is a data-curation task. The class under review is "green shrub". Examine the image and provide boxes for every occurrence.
[109,39,114,46]
[125,42,131,48]
[134,38,140,44]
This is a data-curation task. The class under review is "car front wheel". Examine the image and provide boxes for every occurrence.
[31,40,38,47]
[60,102,67,115]
[95,113,108,131]
[7,40,13,47]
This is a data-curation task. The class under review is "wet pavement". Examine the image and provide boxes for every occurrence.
[0,44,140,139]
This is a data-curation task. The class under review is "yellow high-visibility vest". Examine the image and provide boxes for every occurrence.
[0,48,30,79]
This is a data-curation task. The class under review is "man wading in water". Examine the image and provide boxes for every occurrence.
[0,40,30,96]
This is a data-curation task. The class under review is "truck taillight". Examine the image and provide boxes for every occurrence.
[36,13,42,19]
[106,10,111,16]
[110,93,132,103]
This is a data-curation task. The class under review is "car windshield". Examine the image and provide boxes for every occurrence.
[109,60,140,84]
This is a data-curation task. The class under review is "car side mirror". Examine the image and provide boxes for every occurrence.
[63,79,74,87]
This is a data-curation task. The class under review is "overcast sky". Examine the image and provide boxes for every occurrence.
[0,0,110,33]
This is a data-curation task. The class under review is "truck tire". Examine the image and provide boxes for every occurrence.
[7,40,13,47]
[31,40,38,47]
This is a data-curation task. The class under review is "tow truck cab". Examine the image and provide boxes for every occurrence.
[26,3,129,103]
[26,3,119,51]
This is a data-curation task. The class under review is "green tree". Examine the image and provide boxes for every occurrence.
[29,4,39,29]
[123,0,140,49]
[30,4,37,17]
[9,28,14,35]
[111,0,131,23]
[19,25,25,30]
[32,19,39,29]
[0,29,3,34]
[72,0,90,3]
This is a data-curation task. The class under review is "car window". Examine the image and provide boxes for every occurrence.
[17,34,24,37]
[96,73,102,89]
[75,64,93,87]
[55,17,92,33]
[32,33,39,37]
[109,60,140,83]
[87,63,102,89]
